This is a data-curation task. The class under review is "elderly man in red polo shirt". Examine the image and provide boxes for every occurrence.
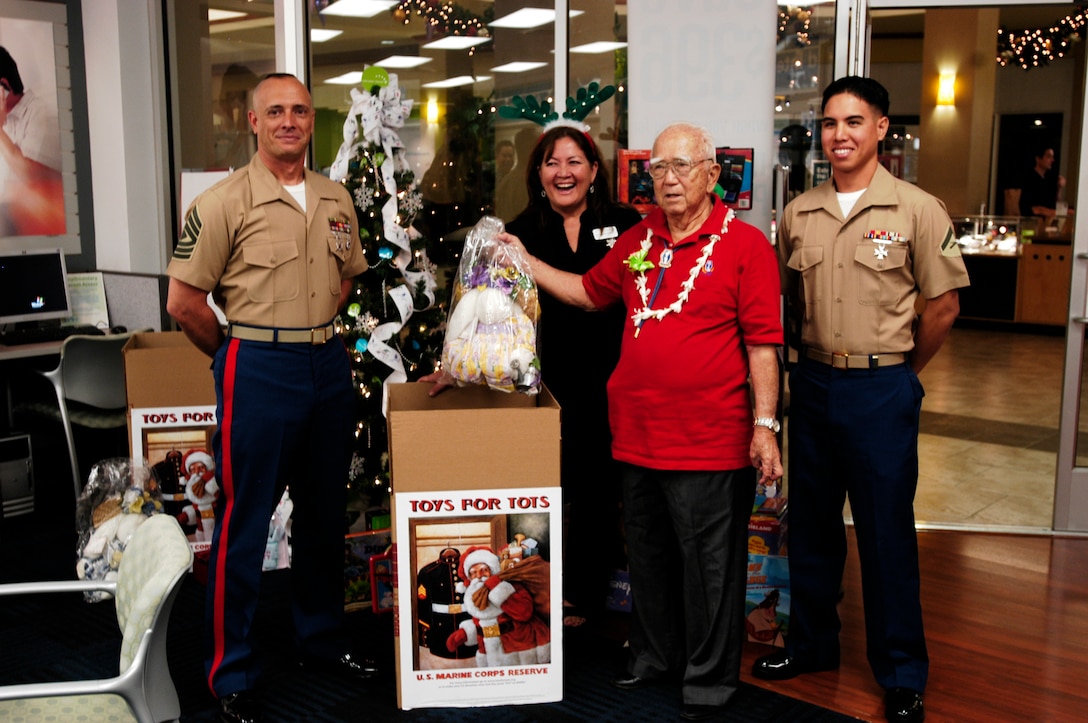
[500,121,783,721]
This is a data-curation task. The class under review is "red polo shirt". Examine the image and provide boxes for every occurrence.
[582,198,782,470]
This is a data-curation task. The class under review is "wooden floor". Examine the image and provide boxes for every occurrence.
[740,528,1088,723]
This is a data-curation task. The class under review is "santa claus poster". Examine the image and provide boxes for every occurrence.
[129,405,218,552]
[393,487,562,709]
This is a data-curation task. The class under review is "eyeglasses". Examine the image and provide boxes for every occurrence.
[648,158,713,180]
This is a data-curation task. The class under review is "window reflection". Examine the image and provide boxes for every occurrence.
[310,0,627,249]
[774,4,834,201]
[172,1,274,172]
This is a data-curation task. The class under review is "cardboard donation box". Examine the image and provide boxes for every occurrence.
[124,332,218,551]
[386,383,562,710]
[745,553,789,647]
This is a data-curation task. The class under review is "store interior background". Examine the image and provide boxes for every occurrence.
[771,4,1084,532]
[863,5,1081,532]
[186,2,1087,532]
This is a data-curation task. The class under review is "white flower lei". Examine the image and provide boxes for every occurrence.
[631,208,734,335]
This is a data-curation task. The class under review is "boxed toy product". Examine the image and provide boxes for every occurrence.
[748,508,788,556]
[344,527,392,611]
[745,553,789,647]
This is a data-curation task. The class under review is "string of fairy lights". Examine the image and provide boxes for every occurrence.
[778,6,1088,71]
[997,12,1088,70]
[391,0,491,38]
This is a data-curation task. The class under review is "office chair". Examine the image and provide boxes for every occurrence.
[0,513,193,723]
[16,331,143,499]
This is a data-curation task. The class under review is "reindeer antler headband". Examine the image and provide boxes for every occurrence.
[498,81,616,133]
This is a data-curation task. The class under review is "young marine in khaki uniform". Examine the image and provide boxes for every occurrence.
[753,76,970,723]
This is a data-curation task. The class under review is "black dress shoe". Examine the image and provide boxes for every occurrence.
[299,652,379,681]
[680,703,726,720]
[885,687,925,723]
[219,691,262,723]
[751,651,838,681]
[610,673,654,690]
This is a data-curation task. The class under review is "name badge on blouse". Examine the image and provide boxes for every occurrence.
[593,225,619,247]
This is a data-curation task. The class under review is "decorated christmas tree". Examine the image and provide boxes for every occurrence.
[330,71,445,513]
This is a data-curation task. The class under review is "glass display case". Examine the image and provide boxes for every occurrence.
[953,215,1022,256]
[951,214,1070,325]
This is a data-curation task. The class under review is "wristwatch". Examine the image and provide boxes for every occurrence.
[753,417,781,433]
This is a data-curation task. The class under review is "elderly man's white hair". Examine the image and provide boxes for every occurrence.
[655,122,716,161]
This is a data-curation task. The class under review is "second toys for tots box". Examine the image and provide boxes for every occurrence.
[123,332,219,552]
[386,383,562,711]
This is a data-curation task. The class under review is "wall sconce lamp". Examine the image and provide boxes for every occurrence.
[937,72,956,106]
[426,96,439,124]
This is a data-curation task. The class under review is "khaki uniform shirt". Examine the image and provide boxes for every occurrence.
[167,154,367,328]
[778,164,970,354]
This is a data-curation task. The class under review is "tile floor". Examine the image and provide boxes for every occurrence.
[785,325,1068,531]
[914,326,1064,530]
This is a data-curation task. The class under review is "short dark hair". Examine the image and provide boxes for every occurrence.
[496,139,514,151]
[821,76,889,117]
[0,47,24,95]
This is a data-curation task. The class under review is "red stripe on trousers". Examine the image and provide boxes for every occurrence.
[207,338,239,695]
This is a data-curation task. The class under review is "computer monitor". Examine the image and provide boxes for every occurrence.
[0,247,72,327]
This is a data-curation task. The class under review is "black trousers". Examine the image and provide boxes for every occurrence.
[620,463,756,706]
[786,358,929,693]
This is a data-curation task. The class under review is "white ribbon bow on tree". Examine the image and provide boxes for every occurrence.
[331,72,437,410]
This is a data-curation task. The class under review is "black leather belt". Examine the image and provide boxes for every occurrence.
[805,347,906,370]
[227,323,336,345]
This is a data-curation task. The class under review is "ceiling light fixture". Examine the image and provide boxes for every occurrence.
[375,55,432,69]
[570,41,627,54]
[311,28,343,43]
[491,61,547,73]
[422,75,490,89]
[320,0,398,19]
[421,36,491,50]
[208,10,247,22]
[325,71,364,85]
[490,8,583,30]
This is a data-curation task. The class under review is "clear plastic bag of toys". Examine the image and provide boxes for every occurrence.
[74,457,164,601]
[442,215,541,394]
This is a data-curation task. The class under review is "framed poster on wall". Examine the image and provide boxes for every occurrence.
[617,149,655,214]
[0,0,79,254]
[716,148,754,211]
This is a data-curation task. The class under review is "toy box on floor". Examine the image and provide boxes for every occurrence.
[745,553,789,647]
[124,332,217,553]
[345,527,392,611]
[386,382,561,711]
[748,510,788,557]
[605,569,632,613]
[748,482,788,557]
[123,331,291,568]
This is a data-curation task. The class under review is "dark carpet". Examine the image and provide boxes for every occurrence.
[0,501,861,723]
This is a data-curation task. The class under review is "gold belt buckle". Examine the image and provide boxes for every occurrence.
[311,325,329,345]
[481,624,501,637]
[831,352,849,369]
[448,604,462,614]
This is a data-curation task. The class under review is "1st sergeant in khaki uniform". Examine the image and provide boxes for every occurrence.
[166,73,370,723]
[753,76,969,723]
